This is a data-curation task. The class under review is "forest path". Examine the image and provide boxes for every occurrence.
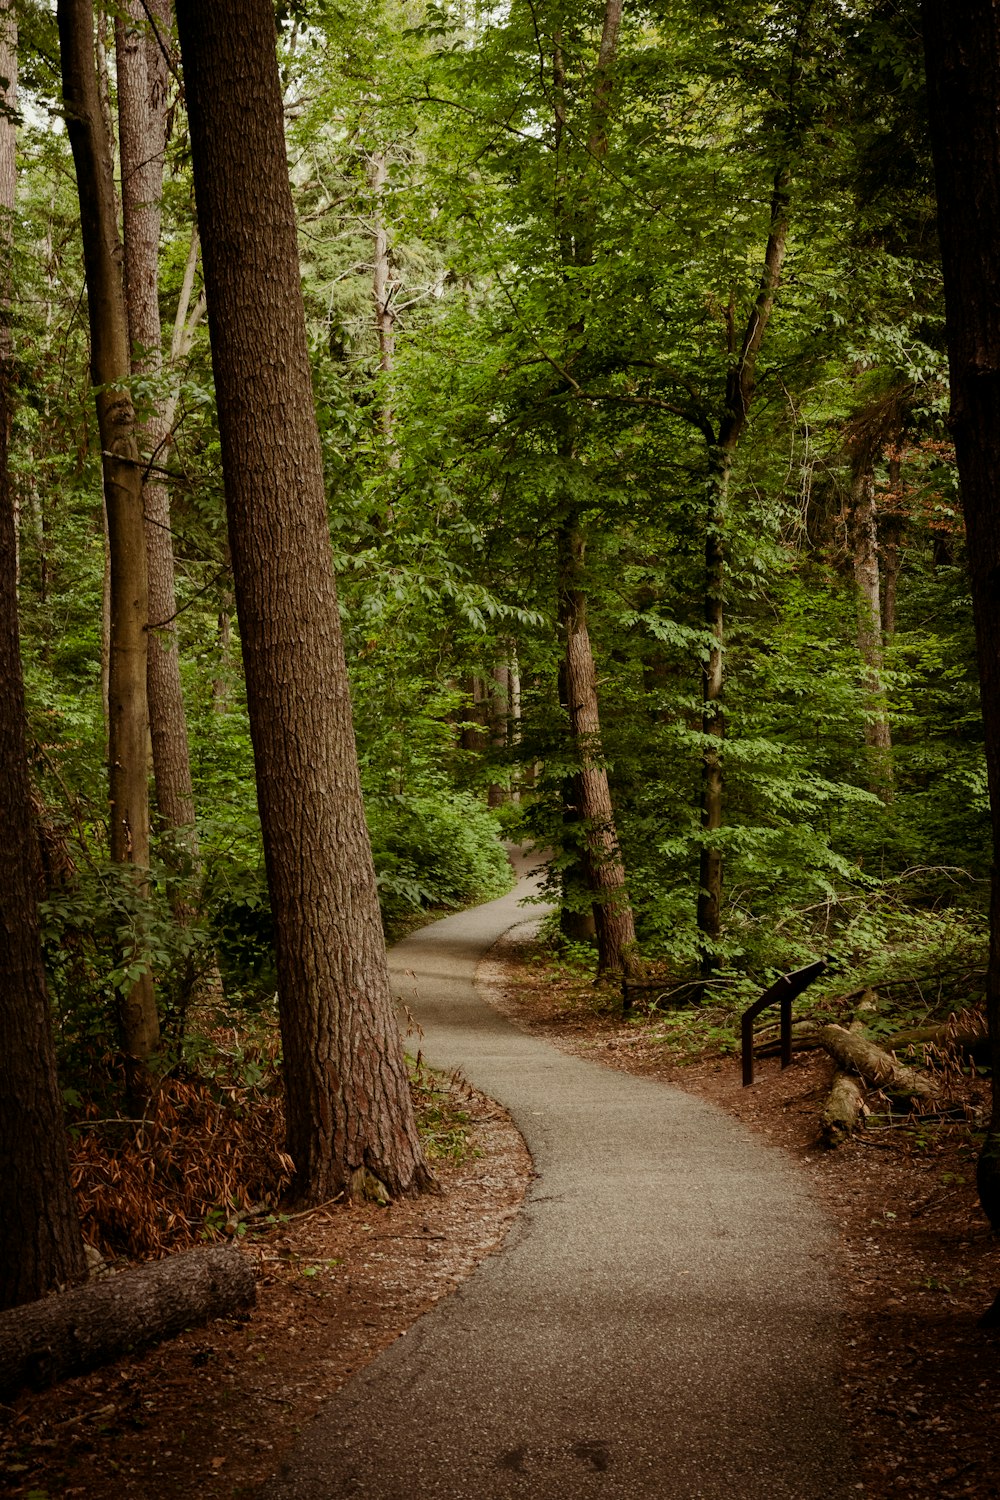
[266,850,849,1499]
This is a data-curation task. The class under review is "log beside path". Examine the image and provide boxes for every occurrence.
[0,1245,254,1400]
[265,849,849,1500]
[815,1023,940,1103]
[820,1020,870,1147]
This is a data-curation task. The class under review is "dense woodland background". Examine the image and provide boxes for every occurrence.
[3,0,998,1301]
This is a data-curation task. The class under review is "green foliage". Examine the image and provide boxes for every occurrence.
[409,1059,478,1165]
[9,0,991,1126]
[39,858,208,1088]
[205,860,278,1012]
[369,791,513,932]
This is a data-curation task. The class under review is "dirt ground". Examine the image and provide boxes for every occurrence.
[3,930,999,1500]
[0,1084,531,1500]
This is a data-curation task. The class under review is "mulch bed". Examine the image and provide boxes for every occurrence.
[0,1082,530,1500]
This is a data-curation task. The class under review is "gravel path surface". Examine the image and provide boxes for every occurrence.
[266,854,849,1499]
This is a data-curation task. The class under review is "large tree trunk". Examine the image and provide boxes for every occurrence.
[174,0,432,1204]
[922,0,1000,1271]
[58,0,159,1084]
[0,1245,254,1396]
[558,514,640,977]
[116,0,198,854]
[0,3,88,1311]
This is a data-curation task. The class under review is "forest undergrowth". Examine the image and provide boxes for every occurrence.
[0,1056,529,1500]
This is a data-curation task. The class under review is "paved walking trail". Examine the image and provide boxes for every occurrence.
[267,854,849,1499]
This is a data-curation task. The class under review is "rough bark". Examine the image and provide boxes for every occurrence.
[921,0,1000,1250]
[174,0,432,1203]
[820,1018,869,1147]
[820,1071,866,1148]
[116,0,198,849]
[0,1246,254,1396]
[814,1023,939,1103]
[58,0,159,1080]
[0,0,88,1315]
[558,514,640,977]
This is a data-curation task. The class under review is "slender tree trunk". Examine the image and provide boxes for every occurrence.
[697,451,728,967]
[27,479,46,603]
[880,449,905,639]
[116,0,198,851]
[850,464,893,800]
[880,541,899,638]
[59,0,159,1083]
[487,656,509,808]
[932,531,954,569]
[550,0,640,968]
[368,149,397,460]
[0,0,88,1311]
[508,642,521,801]
[174,0,432,1204]
[881,524,903,640]
[691,3,820,982]
[159,224,208,447]
[922,0,1000,1294]
[100,499,110,739]
[557,513,640,977]
[460,675,489,751]
[695,162,790,974]
[558,646,598,945]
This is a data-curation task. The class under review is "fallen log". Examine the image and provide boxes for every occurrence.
[814,1023,940,1103]
[887,1009,987,1055]
[757,991,883,1062]
[820,1071,866,1147]
[820,1019,869,1148]
[0,1244,255,1400]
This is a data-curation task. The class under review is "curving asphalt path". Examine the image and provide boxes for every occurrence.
[266,852,849,1499]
